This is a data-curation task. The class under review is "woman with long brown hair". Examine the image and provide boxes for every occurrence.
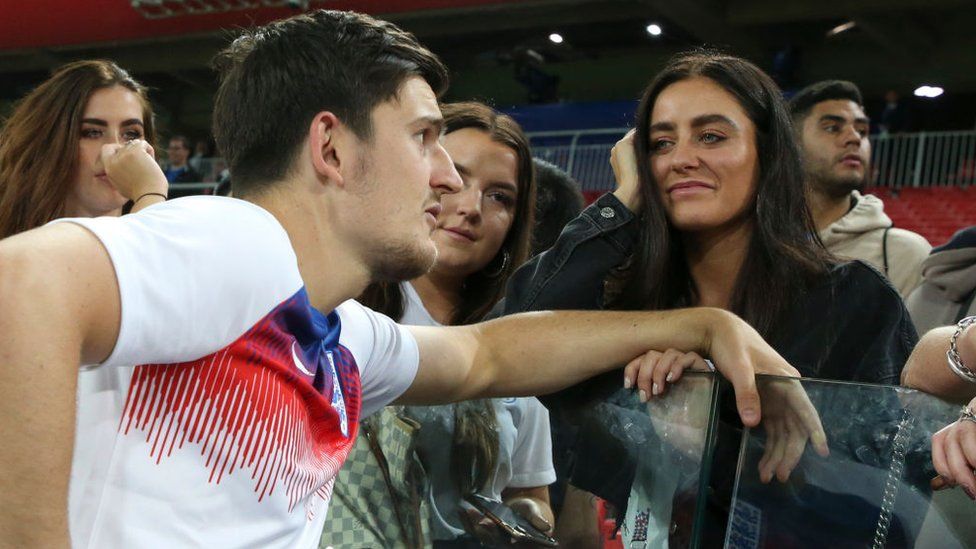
[0,59,168,239]
[323,101,549,548]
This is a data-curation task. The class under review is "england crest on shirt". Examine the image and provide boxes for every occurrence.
[326,350,349,438]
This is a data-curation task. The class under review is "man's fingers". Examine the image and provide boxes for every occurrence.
[776,415,806,483]
[785,384,829,457]
[759,420,784,483]
[721,355,761,426]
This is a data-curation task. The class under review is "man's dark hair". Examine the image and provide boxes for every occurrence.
[788,80,864,123]
[168,135,191,151]
[530,158,584,256]
[211,10,449,195]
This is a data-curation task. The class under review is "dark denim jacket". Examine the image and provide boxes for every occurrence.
[496,192,637,316]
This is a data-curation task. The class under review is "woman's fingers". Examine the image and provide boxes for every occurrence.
[634,350,661,403]
[651,349,681,397]
[944,427,976,499]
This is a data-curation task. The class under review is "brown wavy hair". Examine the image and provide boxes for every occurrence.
[0,60,155,239]
[608,50,832,340]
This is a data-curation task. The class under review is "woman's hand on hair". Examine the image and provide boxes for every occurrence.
[99,140,169,207]
[610,129,641,213]
[623,348,709,401]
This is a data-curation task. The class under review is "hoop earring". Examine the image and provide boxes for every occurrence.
[483,250,510,278]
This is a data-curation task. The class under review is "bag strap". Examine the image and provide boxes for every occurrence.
[882,226,891,276]
[362,422,422,548]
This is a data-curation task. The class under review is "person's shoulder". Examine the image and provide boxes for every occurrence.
[828,260,905,304]
[885,227,932,255]
[129,196,279,242]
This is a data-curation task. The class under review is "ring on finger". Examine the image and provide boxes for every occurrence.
[959,406,976,425]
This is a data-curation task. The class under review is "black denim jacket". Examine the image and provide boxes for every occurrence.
[498,192,637,315]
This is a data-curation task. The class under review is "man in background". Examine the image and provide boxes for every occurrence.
[790,80,930,298]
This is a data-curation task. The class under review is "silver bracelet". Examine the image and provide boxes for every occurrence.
[946,316,976,384]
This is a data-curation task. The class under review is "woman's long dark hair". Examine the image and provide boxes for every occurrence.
[359,101,536,495]
[608,50,832,339]
[0,60,156,239]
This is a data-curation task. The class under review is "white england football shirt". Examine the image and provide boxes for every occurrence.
[56,196,419,548]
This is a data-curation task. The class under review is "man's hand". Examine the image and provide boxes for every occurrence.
[755,377,830,483]
[701,310,799,427]
[610,129,641,213]
[98,139,169,210]
[623,310,828,482]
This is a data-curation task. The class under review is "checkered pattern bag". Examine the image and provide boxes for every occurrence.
[320,408,430,548]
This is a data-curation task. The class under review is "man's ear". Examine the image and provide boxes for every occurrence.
[309,111,345,187]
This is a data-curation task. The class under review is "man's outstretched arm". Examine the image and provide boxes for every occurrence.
[399,307,799,429]
[0,224,121,548]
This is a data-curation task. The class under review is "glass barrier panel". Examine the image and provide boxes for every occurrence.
[567,371,718,548]
[724,376,974,549]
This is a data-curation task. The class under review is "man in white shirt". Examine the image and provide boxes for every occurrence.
[0,10,819,548]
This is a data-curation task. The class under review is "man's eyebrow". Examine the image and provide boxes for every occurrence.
[819,114,870,126]
[412,115,444,133]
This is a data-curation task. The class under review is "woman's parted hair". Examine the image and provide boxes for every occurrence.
[0,59,155,239]
[611,49,832,339]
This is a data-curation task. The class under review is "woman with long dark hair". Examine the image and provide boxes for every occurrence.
[322,101,549,548]
[501,50,917,543]
[0,59,167,239]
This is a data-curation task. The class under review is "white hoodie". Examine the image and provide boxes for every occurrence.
[819,191,931,298]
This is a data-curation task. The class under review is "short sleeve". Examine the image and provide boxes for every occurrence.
[507,397,557,488]
[53,197,303,368]
[336,300,420,417]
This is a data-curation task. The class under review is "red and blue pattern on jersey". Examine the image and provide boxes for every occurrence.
[118,288,361,518]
